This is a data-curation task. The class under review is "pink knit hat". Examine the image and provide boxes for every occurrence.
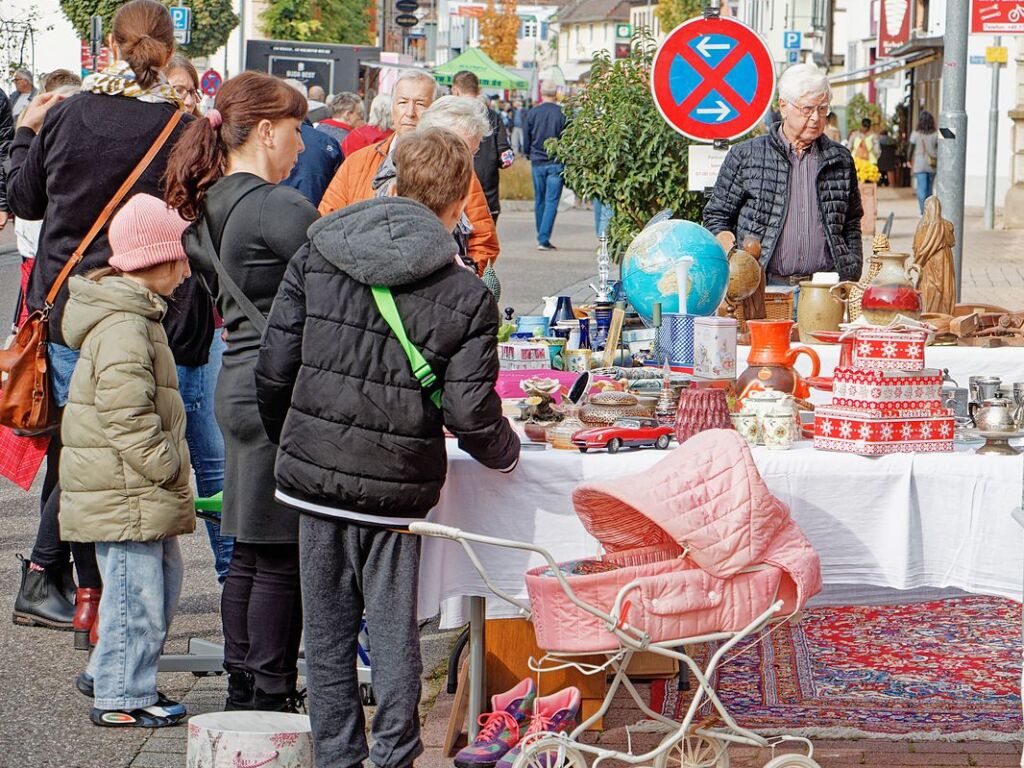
[108,194,190,272]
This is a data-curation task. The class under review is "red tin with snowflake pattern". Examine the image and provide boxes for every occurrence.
[848,329,927,372]
[813,405,954,456]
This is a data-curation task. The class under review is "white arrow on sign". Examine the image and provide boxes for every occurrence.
[696,36,732,58]
[695,101,731,122]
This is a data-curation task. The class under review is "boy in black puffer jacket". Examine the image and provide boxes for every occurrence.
[256,127,520,768]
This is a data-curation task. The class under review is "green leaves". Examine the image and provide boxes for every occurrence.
[59,0,238,58]
[550,33,704,261]
[260,0,372,44]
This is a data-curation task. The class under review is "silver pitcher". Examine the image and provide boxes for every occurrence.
[970,395,1018,432]
[973,376,1002,404]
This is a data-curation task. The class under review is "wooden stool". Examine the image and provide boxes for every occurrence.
[186,711,313,768]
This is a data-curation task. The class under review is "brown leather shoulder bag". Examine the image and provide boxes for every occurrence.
[0,110,183,431]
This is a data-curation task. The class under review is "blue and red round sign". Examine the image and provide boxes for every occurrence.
[651,16,776,142]
[200,69,223,97]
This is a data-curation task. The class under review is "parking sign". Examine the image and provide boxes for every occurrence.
[783,30,801,49]
[170,6,192,45]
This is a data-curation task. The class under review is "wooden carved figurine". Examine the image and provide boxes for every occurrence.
[912,196,956,315]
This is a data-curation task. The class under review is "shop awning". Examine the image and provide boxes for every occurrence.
[829,49,939,88]
[432,48,529,90]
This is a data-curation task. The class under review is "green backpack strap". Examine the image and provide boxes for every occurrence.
[371,285,442,409]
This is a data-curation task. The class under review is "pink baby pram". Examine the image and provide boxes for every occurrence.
[412,430,824,768]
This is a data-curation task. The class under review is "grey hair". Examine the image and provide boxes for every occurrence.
[282,78,309,97]
[367,93,393,129]
[329,91,363,119]
[540,79,558,97]
[418,95,492,143]
[394,68,444,100]
[13,68,32,83]
[777,64,831,103]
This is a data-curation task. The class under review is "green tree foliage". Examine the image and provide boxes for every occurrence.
[260,0,371,44]
[549,35,705,260]
[60,0,238,58]
[655,0,703,36]
[846,92,886,134]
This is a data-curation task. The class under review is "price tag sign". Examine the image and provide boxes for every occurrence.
[687,144,729,191]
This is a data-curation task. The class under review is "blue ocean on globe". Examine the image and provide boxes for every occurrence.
[621,219,729,326]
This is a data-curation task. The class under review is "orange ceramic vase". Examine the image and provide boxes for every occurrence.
[737,320,821,401]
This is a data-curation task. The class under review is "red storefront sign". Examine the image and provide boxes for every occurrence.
[80,40,111,74]
[971,0,1024,34]
[878,0,911,57]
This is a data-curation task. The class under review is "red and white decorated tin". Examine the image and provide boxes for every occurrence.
[849,329,927,371]
[831,367,943,416]
[813,405,954,455]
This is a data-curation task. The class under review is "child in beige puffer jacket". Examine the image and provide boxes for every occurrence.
[60,193,195,728]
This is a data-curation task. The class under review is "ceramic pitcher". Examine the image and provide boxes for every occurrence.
[737,320,820,401]
[797,281,846,342]
[859,252,923,325]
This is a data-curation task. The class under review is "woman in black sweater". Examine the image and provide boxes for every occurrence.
[5,0,214,651]
[165,72,316,712]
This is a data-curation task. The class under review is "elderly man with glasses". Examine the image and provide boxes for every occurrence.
[704,64,863,304]
[10,70,36,120]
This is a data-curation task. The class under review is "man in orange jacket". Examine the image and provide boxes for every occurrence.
[318,69,500,273]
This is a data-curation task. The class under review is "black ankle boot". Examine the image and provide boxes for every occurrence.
[12,554,74,630]
[55,561,77,606]
[254,687,304,713]
[224,669,255,711]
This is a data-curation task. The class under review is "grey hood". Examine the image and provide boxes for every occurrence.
[307,197,458,287]
[62,275,167,350]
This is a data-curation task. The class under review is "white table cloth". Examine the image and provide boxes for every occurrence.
[418,441,1024,628]
[749,342,1024,406]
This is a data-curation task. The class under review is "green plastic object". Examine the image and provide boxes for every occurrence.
[195,492,223,513]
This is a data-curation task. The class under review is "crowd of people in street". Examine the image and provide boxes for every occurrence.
[0,1,524,764]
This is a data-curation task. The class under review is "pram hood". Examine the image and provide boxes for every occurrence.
[572,429,821,603]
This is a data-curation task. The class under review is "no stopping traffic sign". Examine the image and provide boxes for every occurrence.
[651,16,776,142]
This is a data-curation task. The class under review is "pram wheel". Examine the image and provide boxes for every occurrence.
[359,683,376,706]
[761,755,819,768]
[654,734,729,768]
[512,737,586,768]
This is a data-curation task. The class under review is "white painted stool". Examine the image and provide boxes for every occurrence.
[186,711,313,768]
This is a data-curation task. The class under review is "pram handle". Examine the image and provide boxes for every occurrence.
[409,522,462,539]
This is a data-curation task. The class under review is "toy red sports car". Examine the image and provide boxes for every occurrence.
[572,418,674,453]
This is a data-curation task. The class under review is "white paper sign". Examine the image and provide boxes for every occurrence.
[687,144,729,192]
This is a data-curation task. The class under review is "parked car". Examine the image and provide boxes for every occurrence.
[572,418,674,453]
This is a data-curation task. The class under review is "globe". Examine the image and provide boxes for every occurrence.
[621,220,729,325]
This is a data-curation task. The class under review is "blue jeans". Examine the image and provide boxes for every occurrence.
[531,162,564,246]
[178,333,233,583]
[47,342,80,408]
[594,199,612,238]
[915,171,935,214]
[86,538,183,710]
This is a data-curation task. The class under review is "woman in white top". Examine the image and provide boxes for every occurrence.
[909,110,938,214]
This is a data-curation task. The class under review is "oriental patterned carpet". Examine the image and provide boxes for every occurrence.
[649,596,1023,740]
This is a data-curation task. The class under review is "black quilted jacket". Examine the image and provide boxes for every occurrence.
[703,126,864,281]
[255,197,521,519]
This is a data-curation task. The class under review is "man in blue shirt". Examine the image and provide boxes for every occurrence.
[280,79,342,207]
[522,81,566,251]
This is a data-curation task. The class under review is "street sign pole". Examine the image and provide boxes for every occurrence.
[984,35,1002,230]
[89,15,102,74]
[936,0,969,301]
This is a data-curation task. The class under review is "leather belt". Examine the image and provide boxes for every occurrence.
[767,272,812,286]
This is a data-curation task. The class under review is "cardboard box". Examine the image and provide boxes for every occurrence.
[622,651,679,679]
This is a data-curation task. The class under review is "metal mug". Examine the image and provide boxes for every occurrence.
[943,387,971,422]
[975,376,1002,403]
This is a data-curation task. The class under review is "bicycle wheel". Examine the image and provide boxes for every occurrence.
[653,734,730,768]
[512,737,588,768]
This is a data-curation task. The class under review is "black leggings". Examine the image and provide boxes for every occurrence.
[221,541,303,695]
[30,430,101,588]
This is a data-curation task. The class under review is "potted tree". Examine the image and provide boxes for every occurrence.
[547,34,705,261]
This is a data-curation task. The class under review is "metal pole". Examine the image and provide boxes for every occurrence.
[237,0,245,77]
[935,0,969,302]
[467,596,487,741]
[984,36,1003,230]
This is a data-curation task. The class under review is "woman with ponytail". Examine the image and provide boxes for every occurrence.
[4,0,211,657]
[165,71,315,713]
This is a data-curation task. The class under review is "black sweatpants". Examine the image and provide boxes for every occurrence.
[299,514,423,768]
[221,541,303,695]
